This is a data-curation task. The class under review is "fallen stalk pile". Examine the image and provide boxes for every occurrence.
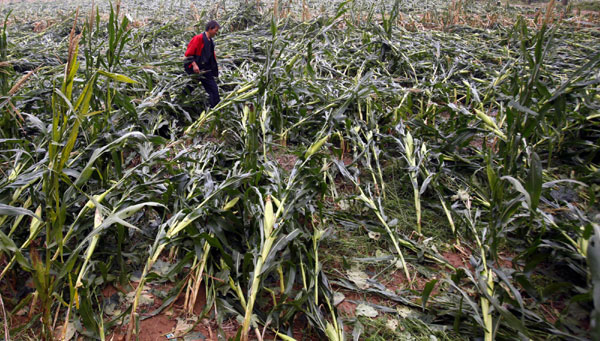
[0,0,599,340]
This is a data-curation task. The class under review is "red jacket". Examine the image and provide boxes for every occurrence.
[184,33,218,77]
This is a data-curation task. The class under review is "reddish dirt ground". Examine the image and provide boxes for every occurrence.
[139,315,177,341]
[275,151,298,171]
[381,268,432,293]
[337,300,357,317]
[108,280,224,341]
[443,250,473,270]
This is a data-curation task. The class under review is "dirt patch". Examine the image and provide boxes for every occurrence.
[275,151,298,171]
[172,281,207,316]
[102,284,121,298]
[109,319,174,341]
[108,281,174,340]
[0,267,40,337]
[539,300,562,325]
[108,281,214,341]
[340,154,353,166]
[337,300,357,317]
[333,290,364,318]
[382,269,433,293]
[442,243,474,271]
[443,251,472,270]
[334,288,399,315]
[141,314,177,341]
[32,20,54,32]
[496,251,517,269]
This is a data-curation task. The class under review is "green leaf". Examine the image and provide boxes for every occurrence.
[0,203,41,221]
[478,276,530,338]
[270,17,277,37]
[304,135,329,160]
[526,152,542,211]
[421,279,438,310]
[73,73,98,115]
[78,289,100,334]
[501,176,531,209]
[264,229,301,266]
[98,69,138,83]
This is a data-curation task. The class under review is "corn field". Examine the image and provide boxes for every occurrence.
[0,0,599,339]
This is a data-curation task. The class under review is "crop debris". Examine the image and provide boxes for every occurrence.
[0,0,599,340]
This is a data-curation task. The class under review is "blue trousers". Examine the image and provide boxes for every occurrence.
[200,76,220,108]
[184,69,220,108]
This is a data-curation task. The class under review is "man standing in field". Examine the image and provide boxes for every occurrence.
[184,20,220,108]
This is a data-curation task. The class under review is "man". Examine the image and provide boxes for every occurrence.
[184,20,220,108]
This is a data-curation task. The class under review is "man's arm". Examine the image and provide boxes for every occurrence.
[184,35,201,56]
[184,35,204,73]
[191,61,200,74]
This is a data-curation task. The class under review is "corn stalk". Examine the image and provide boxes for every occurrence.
[403,131,424,235]
[240,132,329,340]
[126,169,250,340]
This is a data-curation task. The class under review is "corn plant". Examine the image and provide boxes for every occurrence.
[1,5,146,340]
[0,10,11,96]
[238,130,331,340]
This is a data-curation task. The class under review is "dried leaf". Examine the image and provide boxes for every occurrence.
[356,303,378,317]
[386,318,399,331]
[368,231,381,240]
[347,269,370,290]
[333,291,345,306]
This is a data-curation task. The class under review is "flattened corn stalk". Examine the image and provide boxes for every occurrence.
[240,131,330,340]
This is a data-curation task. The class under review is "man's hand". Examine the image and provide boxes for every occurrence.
[192,62,200,74]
